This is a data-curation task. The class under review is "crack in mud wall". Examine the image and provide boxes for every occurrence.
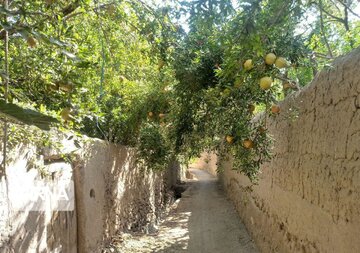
[0,137,180,253]
[210,48,360,253]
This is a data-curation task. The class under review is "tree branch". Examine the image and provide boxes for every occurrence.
[62,0,81,16]
[63,11,84,21]
[336,0,360,19]
[321,7,345,23]
[319,0,333,58]
[310,0,345,24]
[328,0,342,12]
[275,75,300,90]
[314,52,334,59]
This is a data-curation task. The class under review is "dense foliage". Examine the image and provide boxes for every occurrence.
[1,0,359,180]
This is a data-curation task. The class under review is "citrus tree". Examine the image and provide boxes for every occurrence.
[165,0,359,181]
[1,0,359,180]
[0,0,179,170]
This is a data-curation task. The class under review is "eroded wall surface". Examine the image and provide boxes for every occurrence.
[219,48,360,253]
[0,142,77,253]
[0,136,178,253]
[74,139,175,253]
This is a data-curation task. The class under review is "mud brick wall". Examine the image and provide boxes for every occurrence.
[218,48,360,253]
[0,136,178,253]
[74,139,176,253]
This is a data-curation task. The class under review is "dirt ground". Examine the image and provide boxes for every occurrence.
[110,169,259,253]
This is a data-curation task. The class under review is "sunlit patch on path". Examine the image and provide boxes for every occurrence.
[113,169,258,253]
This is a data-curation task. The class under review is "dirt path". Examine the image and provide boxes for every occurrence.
[115,169,259,253]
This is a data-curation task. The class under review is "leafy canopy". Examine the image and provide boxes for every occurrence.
[0,0,359,180]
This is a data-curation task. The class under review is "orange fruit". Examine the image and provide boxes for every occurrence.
[260,77,272,90]
[60,108,73,121]
[271,104,280,114]
[59,83,73,92]
[265,53,276,65]
[283,82,292,90]
[243,59,253,70]
[27,37,37,48]
[243,139,254,149]
[258,126,266,134]
[275,57,288,68]
[158,59,165,70]
[226,135,234,144]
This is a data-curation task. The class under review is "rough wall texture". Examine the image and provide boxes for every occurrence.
[74,139,176,253]
[218,48,360,253]
[0,136,178,253]
[190,152,218,176]
[0,142,77,253]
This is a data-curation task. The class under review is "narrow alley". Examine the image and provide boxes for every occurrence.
[116,169,258,253]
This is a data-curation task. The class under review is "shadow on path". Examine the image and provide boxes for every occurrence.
[116,169,258,253]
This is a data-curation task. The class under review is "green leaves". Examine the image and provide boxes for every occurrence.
[137,122,170,170]
[1,0,359,180]
[0,100,58,130]
[168,0,360,181]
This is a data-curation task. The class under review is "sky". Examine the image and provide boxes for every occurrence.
[144,0,360,34]
[144,0,360,20]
